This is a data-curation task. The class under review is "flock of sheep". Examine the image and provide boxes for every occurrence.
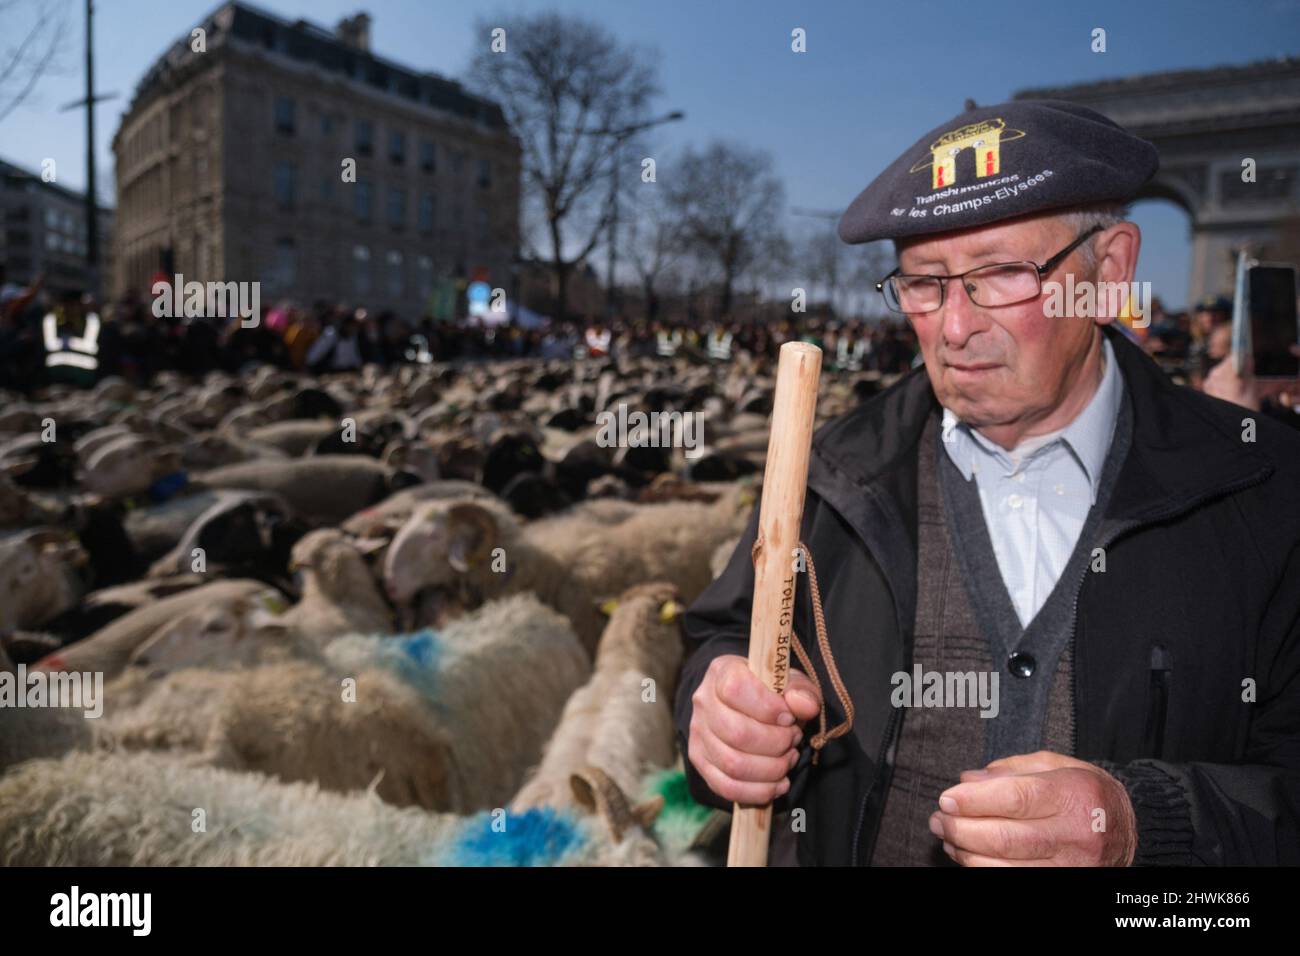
[0,353,881,866]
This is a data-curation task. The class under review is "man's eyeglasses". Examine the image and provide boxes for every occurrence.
[875,224,1104,315]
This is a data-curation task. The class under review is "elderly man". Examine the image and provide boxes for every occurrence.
[675,100,1300,866]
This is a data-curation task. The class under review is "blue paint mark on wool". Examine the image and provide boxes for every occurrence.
[437,807,588,867]
[342,629,446,701]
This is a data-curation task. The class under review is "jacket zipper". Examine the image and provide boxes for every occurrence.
[1144,644,1172,758]
[852,704,903,866]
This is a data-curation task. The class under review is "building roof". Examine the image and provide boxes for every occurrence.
[0,156,115,214]
[1015,56,1300,100]
[126,1,508,130]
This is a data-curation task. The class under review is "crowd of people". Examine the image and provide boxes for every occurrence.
[1,269,1295,430]
[0,271,924,391]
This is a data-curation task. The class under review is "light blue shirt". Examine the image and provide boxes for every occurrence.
[940,335,1123,628]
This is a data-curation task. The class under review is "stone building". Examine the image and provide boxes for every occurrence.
[1017,57,1300,305]
[112,3,520,317]
[0,157,114,299]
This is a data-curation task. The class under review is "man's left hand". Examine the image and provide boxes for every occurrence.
[929,750,1137,866]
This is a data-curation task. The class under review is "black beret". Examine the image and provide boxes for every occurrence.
[837,99,1159,244]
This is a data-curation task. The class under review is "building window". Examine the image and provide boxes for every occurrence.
[451,150,464,175]
[476,207,489,238]
[353,244,371,295]
[355,119,373,155]
[417,254,433,298]
[274,162,296,209]
[419,139,435,172]
[418,192,435,233]
[477,158,491,189]
[386,249,403,297]
[274,238,297,289]
[355,179,372,223]
[321,112,334,137]
[387,186,406,228]
[321,176,334,202]
[389,129,405,165]
[274,96,296,135]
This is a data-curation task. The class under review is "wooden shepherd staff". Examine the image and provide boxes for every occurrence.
[727,341,822,867]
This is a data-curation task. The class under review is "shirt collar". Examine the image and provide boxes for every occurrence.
[940,335,1122,504]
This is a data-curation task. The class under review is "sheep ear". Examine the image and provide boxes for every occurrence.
[353,536,388,558]
[446,503,497,572]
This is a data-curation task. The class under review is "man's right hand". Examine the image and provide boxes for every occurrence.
[687,653,823,805]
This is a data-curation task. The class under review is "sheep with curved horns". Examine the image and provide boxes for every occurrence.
[512,582,685,811]
[381,483,755,651]
[0,751,699,866]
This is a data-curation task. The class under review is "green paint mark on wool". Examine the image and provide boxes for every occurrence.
[646,768,713,828]
[644,768,715,856]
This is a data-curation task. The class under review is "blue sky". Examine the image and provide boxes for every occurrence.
[3,0,1298,309]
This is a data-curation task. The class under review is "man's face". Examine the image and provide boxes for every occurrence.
[897,213,1103,435]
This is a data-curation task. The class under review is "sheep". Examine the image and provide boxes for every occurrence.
[0,474,66,528]
[194,456,419,526]
[379,496,604,643]
[274,528,393,641]
[179,431,288,470]
[244,420,338,456]
[0,528,87,633]
[122,490,235,560]
[96,594,590,815]
[125,587,297,677]
[339,480,496,539]
[0,751,697,866]
[36,578,274,679]
[316,594,590,811]
[80,434,182,499]
[145,490,303,589]
[381,483,754,650]
[512,582,684,811]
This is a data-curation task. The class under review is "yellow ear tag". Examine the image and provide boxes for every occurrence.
[599,598,619,616]
[660,600,684,623]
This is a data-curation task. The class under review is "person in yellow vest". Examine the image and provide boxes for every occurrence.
[42,290,101,387]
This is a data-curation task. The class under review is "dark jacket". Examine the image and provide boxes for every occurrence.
[674,325,1300,866]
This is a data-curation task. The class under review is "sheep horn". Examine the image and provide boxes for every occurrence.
[569,766,660,842]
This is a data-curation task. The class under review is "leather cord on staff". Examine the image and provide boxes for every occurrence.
[751,535,855,765]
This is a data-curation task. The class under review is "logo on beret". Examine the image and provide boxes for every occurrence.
[909,118,1026,190]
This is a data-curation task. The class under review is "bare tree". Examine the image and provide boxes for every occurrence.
[666,141,785,318]
[467,11,660,323]
[624,170,682,322]
[0,0,67,124]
